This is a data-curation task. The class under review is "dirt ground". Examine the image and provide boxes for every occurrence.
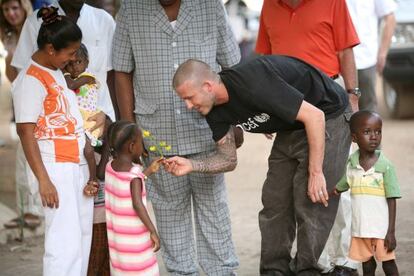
[0,81,413,275]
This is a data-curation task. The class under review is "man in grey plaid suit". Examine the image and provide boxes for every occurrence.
[112,0,241,274]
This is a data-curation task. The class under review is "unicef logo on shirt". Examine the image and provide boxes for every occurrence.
[253,113,270,123]
[239,113,271,131]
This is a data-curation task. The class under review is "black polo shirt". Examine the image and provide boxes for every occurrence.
[206,55,348,142]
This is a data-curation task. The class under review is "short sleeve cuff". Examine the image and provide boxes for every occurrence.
[15,116,38,124]
[112,59,134,73]
[385,194,401,199]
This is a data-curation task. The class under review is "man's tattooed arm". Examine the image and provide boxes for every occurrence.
[191,128,238,174]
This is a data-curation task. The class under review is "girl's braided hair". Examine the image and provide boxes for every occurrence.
[107,121,141,157]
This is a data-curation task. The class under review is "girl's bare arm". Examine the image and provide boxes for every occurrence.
[130,178,157,234]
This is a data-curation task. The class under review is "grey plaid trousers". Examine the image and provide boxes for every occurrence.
[112,0,241,274]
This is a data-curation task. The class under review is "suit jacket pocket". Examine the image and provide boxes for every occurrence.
[133,101,158,115]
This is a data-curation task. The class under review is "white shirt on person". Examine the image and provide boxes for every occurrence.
[11,2,116,120]
[12,59,86,164]
[346,0,397,69]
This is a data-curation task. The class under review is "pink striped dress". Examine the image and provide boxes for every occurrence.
[105,162,159,276]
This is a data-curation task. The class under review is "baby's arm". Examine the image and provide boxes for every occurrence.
[130,178,160,252]
[385,198,397,252]
[64,74,96,91]
[17,123,59,208]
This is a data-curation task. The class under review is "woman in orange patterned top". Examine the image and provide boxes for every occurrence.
[11,7,102,276]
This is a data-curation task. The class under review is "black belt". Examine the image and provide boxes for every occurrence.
[330,74,339,80]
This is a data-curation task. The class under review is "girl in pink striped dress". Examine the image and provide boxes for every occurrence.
[105,121,162,276]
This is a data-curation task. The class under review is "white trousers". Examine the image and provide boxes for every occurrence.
[318,140,358,271]
[43,163,93,276]
[318,190,358,271]
[318,78,358,272]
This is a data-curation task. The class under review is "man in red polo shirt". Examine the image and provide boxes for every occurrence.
[256,0,360,275]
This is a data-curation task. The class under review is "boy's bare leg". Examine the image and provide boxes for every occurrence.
[382,260,399,276]
[362,257,377,276]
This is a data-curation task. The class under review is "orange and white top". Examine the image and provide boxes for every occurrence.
[12,60,85,163]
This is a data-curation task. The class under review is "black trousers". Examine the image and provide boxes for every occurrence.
[259,109,352,276]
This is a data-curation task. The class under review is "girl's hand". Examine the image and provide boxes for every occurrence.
[150,231,160,252]
[384,231,397,252]
[145,158,165,176]
[39,179,59,208]
[83,180,99,197]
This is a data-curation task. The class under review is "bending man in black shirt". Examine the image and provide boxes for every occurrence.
[165,55,353,275]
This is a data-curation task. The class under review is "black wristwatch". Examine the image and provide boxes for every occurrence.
[347,87,361,97]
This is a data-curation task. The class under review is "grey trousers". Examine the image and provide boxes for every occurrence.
[259,110,352,276]
[145,152,239,276]
[358,66,377,112]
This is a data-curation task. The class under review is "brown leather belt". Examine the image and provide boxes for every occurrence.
[330,74,339,80]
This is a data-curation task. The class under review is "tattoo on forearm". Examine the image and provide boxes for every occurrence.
[191,129,237,173]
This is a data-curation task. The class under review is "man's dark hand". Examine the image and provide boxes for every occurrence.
[232,125,244,149]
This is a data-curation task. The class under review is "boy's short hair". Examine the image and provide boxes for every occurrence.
[349,110,382,133]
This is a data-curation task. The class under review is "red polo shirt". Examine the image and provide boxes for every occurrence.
[255,0,359,77]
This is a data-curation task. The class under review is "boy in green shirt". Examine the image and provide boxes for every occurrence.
[333,111,401,276]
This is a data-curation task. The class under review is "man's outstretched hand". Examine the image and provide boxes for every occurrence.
[164,156,193,176]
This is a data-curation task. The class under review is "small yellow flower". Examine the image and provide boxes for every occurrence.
[164,145,171,151]
[149,146,156,152]
[159,141,166,147]
[143,130,151,138]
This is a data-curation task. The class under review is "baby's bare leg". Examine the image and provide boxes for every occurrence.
[96,117,112,181]
[84,136,97,181]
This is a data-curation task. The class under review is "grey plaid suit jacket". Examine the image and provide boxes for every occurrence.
[112,0,240,155]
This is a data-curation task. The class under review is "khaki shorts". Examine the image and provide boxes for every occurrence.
[349,237,396,262]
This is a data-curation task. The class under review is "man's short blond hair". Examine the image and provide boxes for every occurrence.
[173,59,218,89]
